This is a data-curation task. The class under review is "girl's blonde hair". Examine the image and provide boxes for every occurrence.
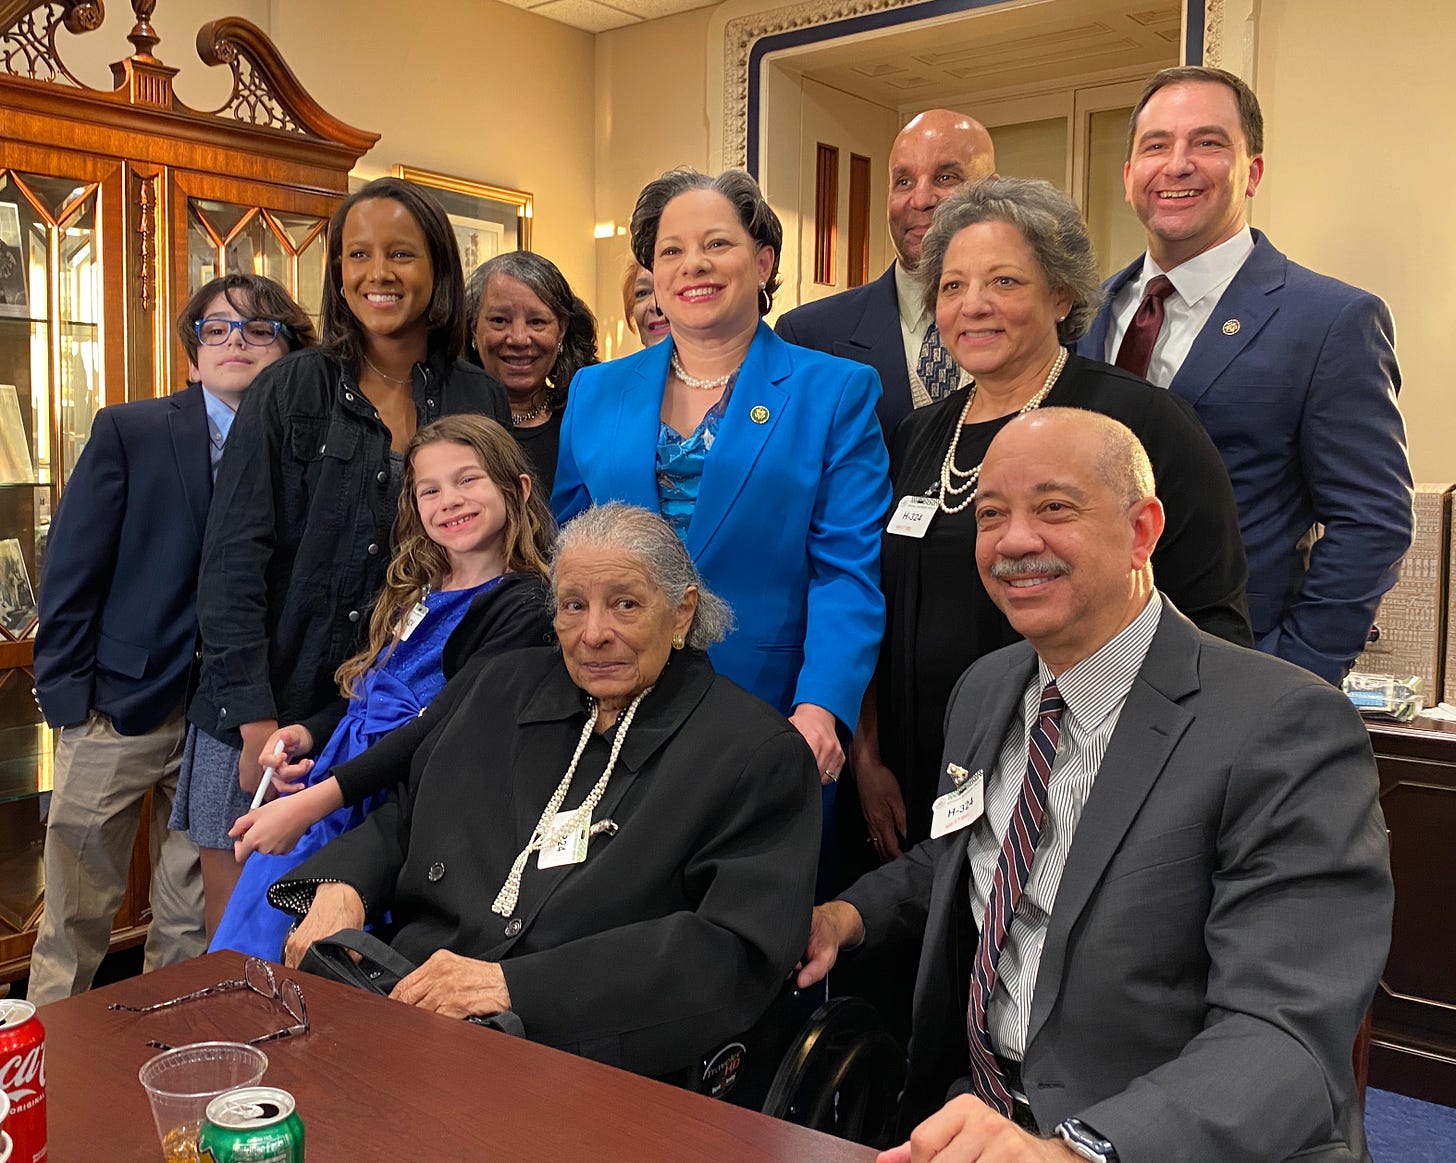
[334,415,554,698]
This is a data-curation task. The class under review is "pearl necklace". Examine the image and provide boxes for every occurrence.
[938,347,1068,515]
[361,354,413,385]
[490,685,653,918]
[670,350,735,391]
[511,397,549,426]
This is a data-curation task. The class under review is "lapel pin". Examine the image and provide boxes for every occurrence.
[947,762,968,786]
[749,405,770,424]
[1221,318,1241,336]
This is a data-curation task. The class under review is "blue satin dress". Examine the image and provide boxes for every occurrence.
[209,579,498,959]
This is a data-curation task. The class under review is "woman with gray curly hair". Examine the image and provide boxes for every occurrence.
[272,501,819,1084]
[467,251,599,493]
[850,175,1250,868]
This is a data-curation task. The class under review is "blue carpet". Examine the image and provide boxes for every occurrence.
[1366,1088,1456,1162]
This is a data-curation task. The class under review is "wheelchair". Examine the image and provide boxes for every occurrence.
[684,980,907,1150]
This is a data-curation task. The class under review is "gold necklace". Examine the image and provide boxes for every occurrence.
[938,346,1068,515]
[362,353,413,385]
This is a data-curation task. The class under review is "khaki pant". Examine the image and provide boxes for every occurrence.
[27,706,206,1005]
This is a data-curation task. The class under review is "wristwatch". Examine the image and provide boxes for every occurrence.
[1055,1118,1119,1163]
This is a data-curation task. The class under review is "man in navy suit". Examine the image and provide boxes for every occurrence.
[1079,66,1413,684]
[776,109,995,438]
[29,275,312,1002]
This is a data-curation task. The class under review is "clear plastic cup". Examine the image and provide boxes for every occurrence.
[138,1042,268,1162]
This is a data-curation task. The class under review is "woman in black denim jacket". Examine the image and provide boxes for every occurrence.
[183,177,509,931]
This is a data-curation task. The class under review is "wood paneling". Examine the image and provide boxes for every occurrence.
[0,1,377,984]
[1368,720,1456,1106]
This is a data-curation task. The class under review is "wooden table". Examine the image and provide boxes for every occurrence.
[37,951,879,1161]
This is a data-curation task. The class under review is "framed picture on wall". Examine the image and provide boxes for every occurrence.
[390,166,533,276]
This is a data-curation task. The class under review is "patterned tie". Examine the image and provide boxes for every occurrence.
[917,321,959,403]
[1113,274,1175,380]
[965,681,1065,1116]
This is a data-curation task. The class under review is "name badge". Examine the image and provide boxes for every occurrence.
[887,495,938,539]
[398,600,430,641]
[538,810,590,869]
[930,766,984,838]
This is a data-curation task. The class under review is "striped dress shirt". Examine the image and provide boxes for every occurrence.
[967,593,1164,1063]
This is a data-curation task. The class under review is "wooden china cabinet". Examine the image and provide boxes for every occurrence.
[0,0,376,981]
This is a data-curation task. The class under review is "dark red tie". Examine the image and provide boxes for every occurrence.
[965,681,1064,1116]
[1113,274,1175,379]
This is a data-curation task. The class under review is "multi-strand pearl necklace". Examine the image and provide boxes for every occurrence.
[938,347,1068,515]
[490,686,653,918]
[670,350,735,391]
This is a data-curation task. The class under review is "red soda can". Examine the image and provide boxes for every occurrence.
[0,999,46,1162]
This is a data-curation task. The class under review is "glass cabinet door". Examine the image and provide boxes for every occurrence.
[0,170,107,657]
[187,198,328,327]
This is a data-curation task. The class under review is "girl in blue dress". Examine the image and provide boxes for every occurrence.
[210,414,555,959]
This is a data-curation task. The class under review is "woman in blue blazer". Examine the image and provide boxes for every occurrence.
[553,169,890,797]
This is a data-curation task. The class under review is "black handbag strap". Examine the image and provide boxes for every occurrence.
[297,929,417,995]
[298,929,526,1038]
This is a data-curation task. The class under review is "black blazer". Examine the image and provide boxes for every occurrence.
[190,348,510,743]
[775,264,914,438]
[35,385,212,735]
[297,571,555,750]
[273,647,821,1079]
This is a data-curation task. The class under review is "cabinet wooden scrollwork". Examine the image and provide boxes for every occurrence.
[0,0,377,981]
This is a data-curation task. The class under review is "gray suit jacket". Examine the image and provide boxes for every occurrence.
[842,602,1391,1163]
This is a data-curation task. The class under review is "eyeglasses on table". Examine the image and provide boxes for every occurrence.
[107,956,310,1050]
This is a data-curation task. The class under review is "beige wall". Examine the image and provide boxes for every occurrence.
[593,7,715,359]
[61,0,597,300]
[1255,0,1455,480]
[765,75,897,313]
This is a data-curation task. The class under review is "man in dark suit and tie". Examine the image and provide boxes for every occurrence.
[29,275,312,1002]
[1078,66,1413,685]
[799,408,1390,1163]
[775,109,995,438]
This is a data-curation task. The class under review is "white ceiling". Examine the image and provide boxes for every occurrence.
[494,0,719,35]
[792,0,1181,108]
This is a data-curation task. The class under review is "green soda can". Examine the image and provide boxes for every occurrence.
[198,1086,305,1162]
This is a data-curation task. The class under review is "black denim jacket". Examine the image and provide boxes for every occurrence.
[188,347,509,743]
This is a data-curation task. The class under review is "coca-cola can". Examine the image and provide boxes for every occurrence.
[0,999,46,1162]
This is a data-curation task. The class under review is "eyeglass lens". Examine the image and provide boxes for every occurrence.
[197,318,283,346]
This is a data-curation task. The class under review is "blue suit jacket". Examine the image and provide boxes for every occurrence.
[552,322,891,727]
[774,265,916,440]
[35,384,213,734]
[1078,231,1413,682]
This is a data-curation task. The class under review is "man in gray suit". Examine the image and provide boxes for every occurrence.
[775,109,995,438]
[799,408,1390,1163]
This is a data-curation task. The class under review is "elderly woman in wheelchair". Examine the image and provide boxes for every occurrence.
[270,503,820,1082]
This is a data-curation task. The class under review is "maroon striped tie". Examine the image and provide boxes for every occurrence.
[1113,274,1175,379]
[965,681,1065,1115]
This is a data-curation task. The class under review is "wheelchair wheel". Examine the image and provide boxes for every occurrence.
[761,997,906,1149]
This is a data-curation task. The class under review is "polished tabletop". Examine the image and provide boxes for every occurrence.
[37,951,879,1161]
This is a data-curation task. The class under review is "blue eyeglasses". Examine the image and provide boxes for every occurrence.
[194,317,291,347]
